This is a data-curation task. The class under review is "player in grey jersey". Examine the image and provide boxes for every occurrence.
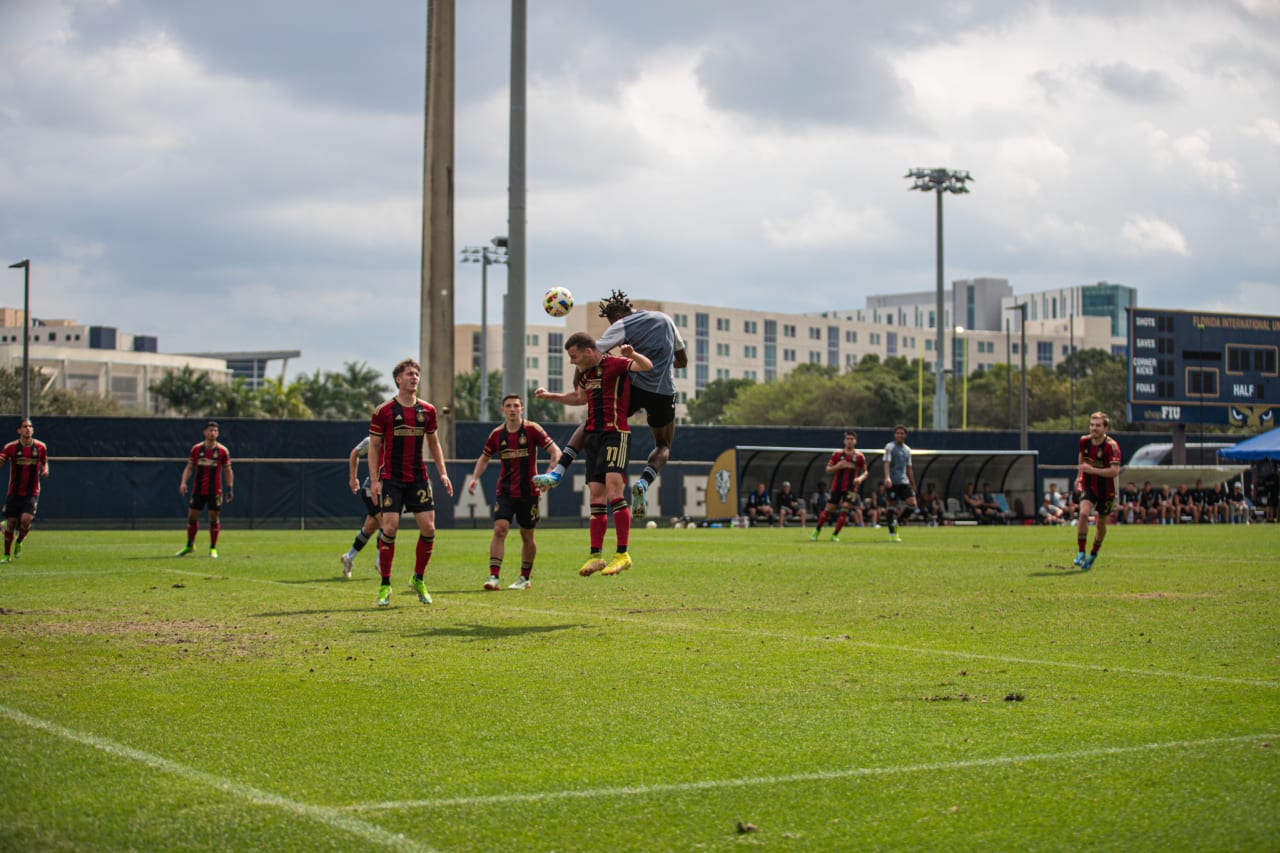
[882,424,918,542]
[533,290,687,519]
[339,435,381,578]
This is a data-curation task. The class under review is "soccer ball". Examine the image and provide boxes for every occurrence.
[645,520,657,529]
[542,286,574,318]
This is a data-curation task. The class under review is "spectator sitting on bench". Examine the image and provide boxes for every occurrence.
[918,482,943,526]
[1039,493,1067,525]
[744,481,776,527]
[962,482,994,523]
[775,481,806,528]
[980,482,1009,524]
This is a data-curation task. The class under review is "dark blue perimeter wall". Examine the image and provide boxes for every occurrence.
[28,416,1241,529]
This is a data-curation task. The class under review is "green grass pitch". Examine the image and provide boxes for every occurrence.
[2,523,1277,851]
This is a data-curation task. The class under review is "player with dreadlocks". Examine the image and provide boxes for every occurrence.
[533,290,687,519]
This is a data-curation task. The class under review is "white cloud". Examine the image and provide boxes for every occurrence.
[762,194,897,249]
[1121,215,1190,257]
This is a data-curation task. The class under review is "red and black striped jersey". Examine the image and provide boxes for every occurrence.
[187,442,231,496]
[370,397,438,483]
[2,439,47,498]
[482,420,555,499]
[577,355,633,433]
[1079,434,1121,499]
[827,449,866,494]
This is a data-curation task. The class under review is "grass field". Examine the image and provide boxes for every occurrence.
[1,522,1277,852]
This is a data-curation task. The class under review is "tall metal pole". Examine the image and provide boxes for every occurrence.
[8,260,30,419]
[906,168,971,431]
[933,188,947,430]
[1197,322,1206,452]
[1069,312,1075,431]
[1018,302,1028,451]
[480,255,489,420]
[1005,317,1012,429]
[503,0,528,401]
[421,0,456,455]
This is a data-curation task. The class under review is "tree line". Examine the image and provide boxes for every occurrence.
[0,349,1218,432]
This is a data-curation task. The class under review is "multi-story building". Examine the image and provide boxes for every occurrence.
[453,279,1130,422]
[0,309,230,412]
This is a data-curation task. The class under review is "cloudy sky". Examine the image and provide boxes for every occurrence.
[2,0,1278,382]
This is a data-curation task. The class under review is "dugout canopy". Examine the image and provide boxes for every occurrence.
[705,445,1038,521]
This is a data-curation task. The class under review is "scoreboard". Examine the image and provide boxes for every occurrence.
[1127,308,1279,428]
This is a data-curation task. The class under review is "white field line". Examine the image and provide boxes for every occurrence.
[16,562,1277,690]
[353,732,1278,812]
[0,703,438,853]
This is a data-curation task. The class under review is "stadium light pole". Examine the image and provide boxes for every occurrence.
[8,259,30,419]
[1006,301,1029,451]
[905,167,972,430]
[954,326,968,430]
[1196,321,1206,453]
[460,237,508,421]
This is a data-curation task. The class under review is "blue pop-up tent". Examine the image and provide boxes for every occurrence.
[1219,429,1280,461]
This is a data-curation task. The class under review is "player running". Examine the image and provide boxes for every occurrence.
[0,418,49,563]
[1074,411,1121,571]
[882,425,918,542]
[339,435,380,579]
[532,290,686,520]
[811,430,868,542]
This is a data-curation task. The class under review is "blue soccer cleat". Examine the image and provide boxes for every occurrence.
[1081,553,1096,572]
[630,480,648,519]
[1072,551,1085,568]
[532,470,562,490]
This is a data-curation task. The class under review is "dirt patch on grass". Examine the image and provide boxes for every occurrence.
[9,617,273,657]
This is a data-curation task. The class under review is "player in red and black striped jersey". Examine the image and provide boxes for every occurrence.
[1,418,50,562]
[535,332,652,578]
[176,421,234,558]
[466,394,561,591]
[368,358,454,607]
[1074,411,1122,571]
[811,430,869,542]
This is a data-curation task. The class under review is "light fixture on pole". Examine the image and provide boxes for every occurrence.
[1005,301,1029,451]
[954,326,968,430]
[905,167,972,430]
[460,237,508,421]
[8,259,30,419]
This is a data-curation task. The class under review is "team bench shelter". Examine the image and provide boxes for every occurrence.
[705,445,1039,526]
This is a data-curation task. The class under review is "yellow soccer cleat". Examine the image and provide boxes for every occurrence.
[578,555,607,577]
[601,552,632,576]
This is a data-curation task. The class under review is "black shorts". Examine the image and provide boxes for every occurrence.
[188,492,222,512]
[494,495,540,529]
[1080,485,1115,517]
[888,483,915,502]
[583,432,629,484]
[829,489,859,508]
[628,387,677,430]
[358,485,380,518]
[4,495,38,519]
[379,479,435,515]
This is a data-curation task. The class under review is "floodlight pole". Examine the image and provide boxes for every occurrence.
[461,237,508,420]
[1197,322,1206,450]
[906,168,972,430]
[8,259,30,419]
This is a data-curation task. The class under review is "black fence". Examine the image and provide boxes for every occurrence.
[24,416,1241,529]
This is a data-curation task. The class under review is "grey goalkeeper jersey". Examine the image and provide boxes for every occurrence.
[594,309,686,395]
[884,441,913,485]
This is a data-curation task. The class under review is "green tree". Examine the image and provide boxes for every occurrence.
[685,377,755,424]
[0,366,123,416]
[452,369,505,421]
[149,366,226,416]
[257,377,313,419]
